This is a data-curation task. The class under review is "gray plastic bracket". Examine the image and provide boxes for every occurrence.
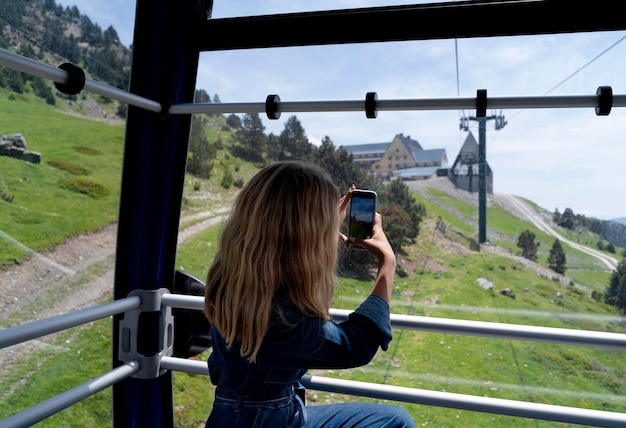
[117,288,174,379]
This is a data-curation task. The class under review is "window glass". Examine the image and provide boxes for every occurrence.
[1,1,625,426]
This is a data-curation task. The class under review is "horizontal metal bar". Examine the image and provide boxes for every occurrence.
[169,102,267,115]
[198,1,626,51]
[332,309,626,350]
[161,295,626,349]
[84,79,162,113]
[0,48,66,82]
[3,46,621,117]
[0,296,141,350]
[0,48,162,113]
[382,95,626,111]
[299,374,626,428]
[161,356,208,375]
[161,293,205,311]
[158,356,626,427]
[169,94,626,116]
[0,361,140,428]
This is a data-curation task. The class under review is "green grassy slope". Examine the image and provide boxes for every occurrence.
[1,95,625,427]
[0,95,124,265]
[169,183,626,427]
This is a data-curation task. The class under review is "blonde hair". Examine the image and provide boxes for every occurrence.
[204,161,340,362]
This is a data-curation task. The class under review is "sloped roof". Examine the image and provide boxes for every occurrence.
[412,148,446,163]
[450,131,493,175]
[451,132,480,167]
[345,134,449,169]
[345,133,423,156]
[396,134,423,151]
[459,132,479,156]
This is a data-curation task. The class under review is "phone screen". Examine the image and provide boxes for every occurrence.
[348,190,377,240]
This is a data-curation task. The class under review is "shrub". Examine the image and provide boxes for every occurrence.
[220,169,233,189]
[583,371,624,393]
[1,190,14,203]
[48,157,91,175]
[530,347,577,375]
[59,177,110,199]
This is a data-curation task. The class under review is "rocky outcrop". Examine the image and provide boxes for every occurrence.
[0,133,41,164]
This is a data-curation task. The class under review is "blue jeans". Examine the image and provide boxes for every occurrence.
[206,391,305,427]
[306,403,416,428]
[206,394,415,427]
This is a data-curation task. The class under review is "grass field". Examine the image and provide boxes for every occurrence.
[0,94,124,265]
[1,94,625,427]
[4,211,623,427]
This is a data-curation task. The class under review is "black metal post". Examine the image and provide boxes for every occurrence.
[112,1,208,426]
[461,111,506,246]
[478,118,487,244]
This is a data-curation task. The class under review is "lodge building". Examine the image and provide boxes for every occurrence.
[345,131,493,194]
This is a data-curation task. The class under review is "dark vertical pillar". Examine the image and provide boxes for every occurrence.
[112,1,209,426]
[478,118,487,244]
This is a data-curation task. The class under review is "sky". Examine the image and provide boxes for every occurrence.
[57,1,626,221]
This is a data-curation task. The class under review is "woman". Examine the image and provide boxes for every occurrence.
[204,160,415,427]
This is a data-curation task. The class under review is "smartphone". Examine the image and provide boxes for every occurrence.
[348,189,377,240]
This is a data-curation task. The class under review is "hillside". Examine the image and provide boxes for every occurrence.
[2,4,626,425]
[0,0,131,121]
[406,177,619,291]
[409,177,619,269]
[3,170,626,426]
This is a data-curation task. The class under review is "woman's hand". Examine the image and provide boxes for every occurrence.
[355,213,396,303]
[351,213,395,266]
[338,194,396,302]
[338,184,355,247]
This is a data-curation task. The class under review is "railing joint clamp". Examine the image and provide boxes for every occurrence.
[117,288,173,379]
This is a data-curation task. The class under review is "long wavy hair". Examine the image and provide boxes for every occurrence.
[204,161,340,362]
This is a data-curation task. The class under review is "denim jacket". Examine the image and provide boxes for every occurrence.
[205,294,392,427]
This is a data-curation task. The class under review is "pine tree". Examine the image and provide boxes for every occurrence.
[187,115,213,178]
[312,136,365,191]
[517,229,540,261]
[605,260,626,313]
[548,239,567,274]
[552,208,561,225]
[559,208,575,230]
[231,113,266,163]
[279,116,312,161]
[266,133,281,163]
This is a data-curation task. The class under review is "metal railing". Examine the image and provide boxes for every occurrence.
[5,291,625,426]
[161,295,626,427]
[1,39,626,426]
[0,297,141,427]
[1,48,625,120]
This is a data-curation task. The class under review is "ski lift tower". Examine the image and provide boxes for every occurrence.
[460,90,507,245]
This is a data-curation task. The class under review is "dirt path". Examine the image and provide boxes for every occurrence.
[500,194,618,270]
[0,206,229,375]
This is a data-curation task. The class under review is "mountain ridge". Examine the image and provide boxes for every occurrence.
[0,0,131,120]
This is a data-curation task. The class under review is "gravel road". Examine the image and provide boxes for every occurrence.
[0,207,229,375]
